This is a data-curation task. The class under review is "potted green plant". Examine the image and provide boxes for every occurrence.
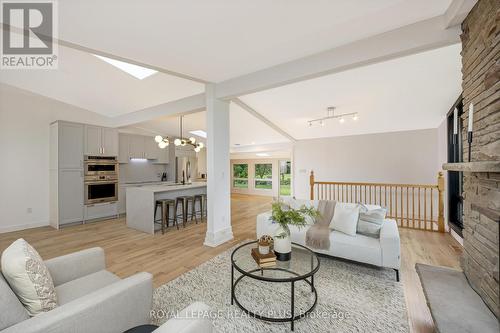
[270,200,320,261]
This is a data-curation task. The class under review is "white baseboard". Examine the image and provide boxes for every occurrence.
[204,227,234,247]
[0,221,50,234]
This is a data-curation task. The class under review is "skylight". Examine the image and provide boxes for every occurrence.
[189,130,207,138]
[93,55,158,80]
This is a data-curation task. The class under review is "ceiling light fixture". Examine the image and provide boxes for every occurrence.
[256,153,270,157]
[93,54,158,80]
[154,116,204,152]
[308,107,358,127]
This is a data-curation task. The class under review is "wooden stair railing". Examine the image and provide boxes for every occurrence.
[309,171,445,232]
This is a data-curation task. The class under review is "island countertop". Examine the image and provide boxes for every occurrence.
[126,182,207,234]
[129,182,206,193]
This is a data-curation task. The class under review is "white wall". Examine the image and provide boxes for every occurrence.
[293,128,441,199]
[0,84,111,232]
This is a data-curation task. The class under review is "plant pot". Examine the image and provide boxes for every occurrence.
[273,227,292,261]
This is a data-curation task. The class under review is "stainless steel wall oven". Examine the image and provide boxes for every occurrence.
[84,156,119,204]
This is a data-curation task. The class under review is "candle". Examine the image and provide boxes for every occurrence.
[453,108,458,134]
[468,103,474,132]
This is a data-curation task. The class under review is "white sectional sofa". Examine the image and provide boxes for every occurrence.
[256,201,401,281]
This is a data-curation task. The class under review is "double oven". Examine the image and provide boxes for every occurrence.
[84,156,119,205]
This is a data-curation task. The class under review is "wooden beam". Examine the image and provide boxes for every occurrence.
[232,98,296,142]
[216,16,461,100]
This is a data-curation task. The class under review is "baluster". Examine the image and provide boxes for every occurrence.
[430,189,434,230]
[424,188,427,230]
[384,186,387,208]
[395,186,398,224]
[412,187,415,229]
[378,185,381,206]
[418,187,422,229]
[406,186,409,228]
[389,186,393,220]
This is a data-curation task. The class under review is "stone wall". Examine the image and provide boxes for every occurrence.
[460,0,499,317]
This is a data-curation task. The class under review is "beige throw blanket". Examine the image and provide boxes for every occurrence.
[306,200,336,250]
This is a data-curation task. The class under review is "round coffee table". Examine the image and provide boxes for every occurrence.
[230,241,320,331]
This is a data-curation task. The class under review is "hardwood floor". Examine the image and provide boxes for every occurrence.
[0,194,462,333]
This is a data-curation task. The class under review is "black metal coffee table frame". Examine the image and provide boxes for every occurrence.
[230,241,320,331]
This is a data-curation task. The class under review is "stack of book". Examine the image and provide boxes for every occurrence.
[251,248,276,268]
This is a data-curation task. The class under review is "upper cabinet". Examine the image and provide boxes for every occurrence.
[118,134,130,164]
[84,125,118,156]
[128,135,145,159]
[58,122,84,169]
[119,133,169,164]
[102,128,119,156]
[144,138,159,160]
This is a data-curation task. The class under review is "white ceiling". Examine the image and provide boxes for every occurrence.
[0,1,462,151]
[56,0,452,82]
[0,45,204,117]
[239,44,462,140]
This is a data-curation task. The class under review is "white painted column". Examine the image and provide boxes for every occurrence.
[204,83,233,247]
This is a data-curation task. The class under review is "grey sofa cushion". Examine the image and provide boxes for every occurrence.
[0,273,29,330]
[357,204,387,238]
[55,270,120,305]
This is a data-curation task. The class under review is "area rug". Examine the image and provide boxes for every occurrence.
[152,243,409,332]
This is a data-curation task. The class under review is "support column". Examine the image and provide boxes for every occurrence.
[204,83,233,247]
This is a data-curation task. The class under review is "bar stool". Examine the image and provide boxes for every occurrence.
[193,194,207,221]
[175,196,197,227]
[154,199,176,234]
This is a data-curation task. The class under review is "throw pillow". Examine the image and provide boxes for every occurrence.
[1,239,58,316]
[329,202,360,236]
[357,204,387,238]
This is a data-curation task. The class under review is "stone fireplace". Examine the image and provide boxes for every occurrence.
[444,0,499,318]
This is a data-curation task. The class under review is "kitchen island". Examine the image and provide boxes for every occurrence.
[126,182,207,234]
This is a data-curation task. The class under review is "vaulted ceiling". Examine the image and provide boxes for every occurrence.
[0,0,464,149]
[57,0,452,82]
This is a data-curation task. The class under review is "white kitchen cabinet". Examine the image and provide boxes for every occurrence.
[58,122,84,169]
[50,121,85,228]
[84,125,102,156]
[118,134,130,163]
[128,135,145,159]
[84,125,119,156]
[155,145,170,164]
[84,202,118,221]
[121,134,169,163]
[102,128,119,156]
[58,169,84,224]
[144,137,159,160]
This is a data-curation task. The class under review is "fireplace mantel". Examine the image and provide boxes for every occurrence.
[442,162,500,173]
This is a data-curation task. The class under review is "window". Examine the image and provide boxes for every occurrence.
[279,160,291,196]
[233,164,248,188]
[254,163,272,190]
